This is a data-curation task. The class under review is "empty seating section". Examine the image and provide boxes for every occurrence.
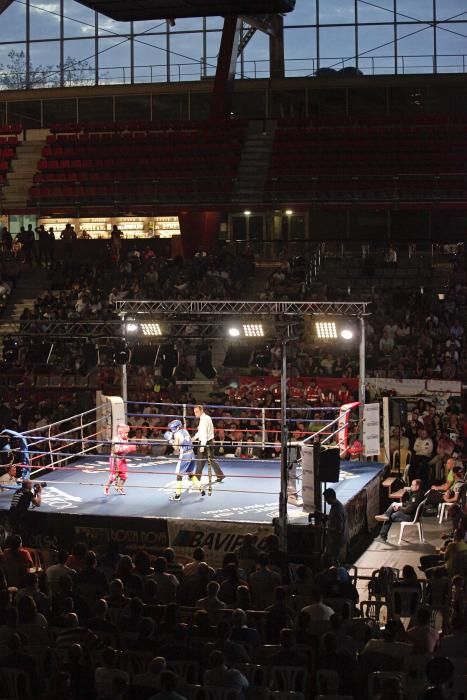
[0,124,21,187]
[267,117,467,201]
[29,120,247,204]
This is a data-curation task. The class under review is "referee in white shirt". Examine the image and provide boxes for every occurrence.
[193,405,225,487]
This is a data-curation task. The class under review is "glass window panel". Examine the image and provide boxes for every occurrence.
[98,37,131,84]
[285,0,316,26]
[115,95,151,120]
[169,18,202,31]
[8,100,41,128]
[63,0,96,38]
[134,37,168,83]
[77,96,113,122]
[284,27,317,76]
[43,99,77,126]
[29,41,60,88]
[319,0,355,25]
[204,30,221,78]
[63,39,95,86]
[0,101,5,125]
[133,19,168,33]
[0,44,27,90]
[152,93,188,120]
[319,27,355,67]
[206,17,224,30]
[358,25,395,74]
[231,216,247,241]
[396,25,434,72]
[239,31,269,79]
[249,216,263,241]
[396,1,434,21]
[98,16,130,36]
[168,33,203,81]
[436,23,467,58]
[437,1,467,21]
[0,2,25,41]
[357,0,394,24]
[30,0,61,39]
[290,215,306,238]
[189,92,210,119]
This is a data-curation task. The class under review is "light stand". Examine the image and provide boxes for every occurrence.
[278,335,289,552]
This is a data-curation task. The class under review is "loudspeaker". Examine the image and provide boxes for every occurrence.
[389,398,408,427]
[318,446,340,483]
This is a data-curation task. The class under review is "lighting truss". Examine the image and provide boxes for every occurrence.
[115,300,369,316]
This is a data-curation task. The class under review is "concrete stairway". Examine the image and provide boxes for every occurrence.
[232,120,276,202]
[2,139,45,207]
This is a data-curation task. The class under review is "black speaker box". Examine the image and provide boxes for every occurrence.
[389,398,408,427]
[319,446,340,482]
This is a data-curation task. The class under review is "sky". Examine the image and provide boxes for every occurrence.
[0,0,467,84]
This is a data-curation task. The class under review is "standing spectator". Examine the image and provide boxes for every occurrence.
[323,488,349,565]
[0,534,33,588]
[150,557,179,604]
[248,553,282,608]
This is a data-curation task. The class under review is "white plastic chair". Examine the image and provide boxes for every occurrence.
[0,668,31,700]
[269,666,308,694]
[397,498,426,544]
[368,671,406,700]
[437,501,449,524]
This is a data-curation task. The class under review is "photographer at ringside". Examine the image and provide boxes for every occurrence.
[9,480,42,540]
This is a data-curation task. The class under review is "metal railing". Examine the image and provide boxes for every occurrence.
[2,53,467,91]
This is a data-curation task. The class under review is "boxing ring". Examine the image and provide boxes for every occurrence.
[0,397,386,559]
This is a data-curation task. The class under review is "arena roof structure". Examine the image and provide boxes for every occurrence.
[75,0,295,20]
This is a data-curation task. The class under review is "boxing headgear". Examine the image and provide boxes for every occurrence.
[168,419,182,432]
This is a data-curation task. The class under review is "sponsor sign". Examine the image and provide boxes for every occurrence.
[363,403,381,457]
[168,519,274,567]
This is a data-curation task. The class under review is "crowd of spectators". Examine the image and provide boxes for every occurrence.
[0,530,463,699]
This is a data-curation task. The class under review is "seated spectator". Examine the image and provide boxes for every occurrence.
[206,621,250,665]
[15,572,49,616]
[321,566,359,603]
[195,580,226,612]
[163,548,183,578]
[97,541,123,580]
[17,594,48,631]
[191,609,216,641]
[105,578,130,610]
[133,656,167,691]
[289,564,314,596]
[406,606,439,653]
[360,619,411,663]
[62,644,96,700]
[178,562,212,606]
[437,612,467,657]
[66,543,88,573]
[182,547,206,578]
[300,586,335,624]
[158,623,203,663]
[55,612,99,650]
[87,598,120,646]
[126,617,160,654]
[248,553,282,608]
[375,479,424,543]
[265,586,295,643]
[150,557,179,604]
[115,556,143,597]
[229,608,261,648]
[219,563,248,607]
[75,551,108,600]
[203,650,249,694]
[95,647,129,700]
[45,549,76,595]
[233,534,260,575]
[0,632,41,694]
[0,534,33,588]
[326,614,358,659]
[270,627,307,666]
[147,669,187,700]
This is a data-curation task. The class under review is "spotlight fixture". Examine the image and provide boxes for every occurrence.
[340,328,354,340]
[125,321,139,334]
[228,327,241,337]
[315,321,337,339]
[285,209,293,216]
[243,323,264,337]
[140,322,163,336]
[438,293,445,301]
[244,210,251,216]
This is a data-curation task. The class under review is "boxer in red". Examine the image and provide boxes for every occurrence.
[104,424,136,495]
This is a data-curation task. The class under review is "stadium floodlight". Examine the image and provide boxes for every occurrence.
[244,210,251,216]
[140,322,163,336]
[340,328,354,340]
[243,323,264,337]
[125,320,139,334]
[228,327,241,337]
[315,321,337,339]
